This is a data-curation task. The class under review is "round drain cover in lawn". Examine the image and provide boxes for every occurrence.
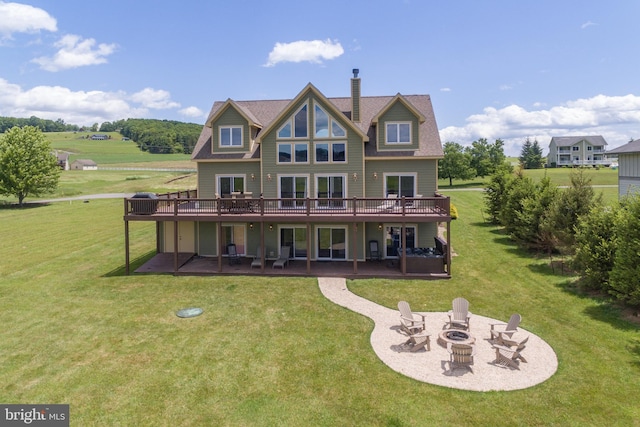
[176,307,203,318]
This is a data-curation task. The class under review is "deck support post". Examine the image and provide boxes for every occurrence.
[260,222,265,272]
[125,219,130,275]
[217,222,223,272]
[306,222,311,273]
[352,222,358,274]
[173,220,179,273]
[401,223,407,275]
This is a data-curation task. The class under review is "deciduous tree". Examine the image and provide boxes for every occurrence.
[439,141,476,186]
[0,126,60,206]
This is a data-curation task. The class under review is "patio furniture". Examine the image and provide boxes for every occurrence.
[377,194,398,210]
[397,301,426,334]
[272,246,291,269]
[437,329,475,348]
[493,336,529,369]
[446,297,471,331]
[227,243,241,265]
[369,240,381,261]
[490,313,521,345]
[251,246,263,268]
[447,343,476,373]
[404,331,431,352]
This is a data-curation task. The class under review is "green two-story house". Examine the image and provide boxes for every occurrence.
[123,71,451,278]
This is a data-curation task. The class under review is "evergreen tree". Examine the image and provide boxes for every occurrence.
[519,137,545,169]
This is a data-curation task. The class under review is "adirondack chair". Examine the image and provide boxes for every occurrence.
[490,313,521,345]
[446,297,471,331]
[447,343,476,373]
[272,246,291,269]
[493,336,529,369]
[397,301,426,334]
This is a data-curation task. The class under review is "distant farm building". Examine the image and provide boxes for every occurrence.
[71,159,98,170]
[56,151,70,170]
[91,134,109,140]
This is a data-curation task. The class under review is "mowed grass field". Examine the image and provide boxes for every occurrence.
[0,136,637,425]
[1,188,638,425]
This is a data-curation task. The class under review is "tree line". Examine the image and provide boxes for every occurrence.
[99,119,201,154]
[485,166,640,307]
[0,116,81,133]
[438,137,545,186]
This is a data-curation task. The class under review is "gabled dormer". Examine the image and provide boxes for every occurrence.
[371,94,425,152]
[206,99,262,154]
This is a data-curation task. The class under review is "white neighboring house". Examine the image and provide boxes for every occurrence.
[547,135,611,167]
[71,159,98,171]
[607,139,640,198]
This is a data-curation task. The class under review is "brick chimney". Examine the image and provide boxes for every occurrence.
[351,68,361,123]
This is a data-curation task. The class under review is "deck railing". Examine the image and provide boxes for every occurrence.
[125,192,450,218]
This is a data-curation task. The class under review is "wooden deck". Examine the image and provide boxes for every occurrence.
[135,253,451,280]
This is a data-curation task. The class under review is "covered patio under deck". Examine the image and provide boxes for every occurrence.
[123,192,452,279]
[134,252,450,280]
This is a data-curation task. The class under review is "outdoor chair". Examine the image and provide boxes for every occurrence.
[397,301,426,334]
[377,194,398,210]
[490,313,521,345]
[369,240,381,261]
[251,246,263,268]
[446,297,471,331]
[403,331,431,352]
[227,243,241,266]
[272,246,291,269]
[447,343,476,373]
[493,335,529,369]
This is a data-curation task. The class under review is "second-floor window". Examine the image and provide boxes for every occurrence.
[315,142,346,163]
[385,174,416,198]
[572,146,580,151]
[219,126,242,147]
[278,143,308,164]
[386,122,411,144]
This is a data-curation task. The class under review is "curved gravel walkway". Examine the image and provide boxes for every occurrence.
[318,277,558,392]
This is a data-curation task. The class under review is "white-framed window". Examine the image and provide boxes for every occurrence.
[277,104,308,139]
[316,174,346,208]
[279,175,308,208]
[314,142,346,163]
[314,104,346,138]
[219,126,243,147]
[277,142,308,164]
[217,175,245,195]
[587,146,593,151]
[386,122,411,144]
[384,173,416,198]
[572,146,580,151]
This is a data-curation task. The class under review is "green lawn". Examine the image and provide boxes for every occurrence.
[1,188,638,425]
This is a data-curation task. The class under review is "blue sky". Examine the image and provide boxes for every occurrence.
[1,0,640,156]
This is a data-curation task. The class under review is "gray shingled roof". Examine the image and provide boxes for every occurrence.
[192,88,443,161]
[607,139,640,154]
[550,135,607,147]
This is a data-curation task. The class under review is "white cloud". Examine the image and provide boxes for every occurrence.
[264,39,344,67]
[0,1,57,37]
[31,34,117,71]
[581,21,597,29]
[439,94,640,156]
[179,106,204,118]
[0,78,186,125]
[440,87,451,92]
[130,88,180,109]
